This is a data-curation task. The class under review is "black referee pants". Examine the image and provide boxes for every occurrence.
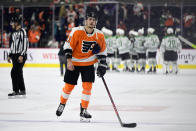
[11,54,27,93]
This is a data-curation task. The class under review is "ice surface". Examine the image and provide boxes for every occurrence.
[0,68,196,131]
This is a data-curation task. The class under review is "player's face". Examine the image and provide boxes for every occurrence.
[85,17,96,28]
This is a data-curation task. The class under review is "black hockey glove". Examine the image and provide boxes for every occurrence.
[63,49,72,58]
[96,55,107,77]
[92,44,100,54]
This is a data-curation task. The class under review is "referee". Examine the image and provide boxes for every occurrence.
[7,14,29,97]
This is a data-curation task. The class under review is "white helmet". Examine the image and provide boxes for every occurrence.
[101,27,107,34]
[101,27,113,36]
[167,28,174,34]
[107,29,113,36]
[129,30,138,36]
[116,28,124,36]
[138,28,144,35]
[147,27,155,34]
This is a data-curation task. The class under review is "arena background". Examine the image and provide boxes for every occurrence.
[1,1,196,131]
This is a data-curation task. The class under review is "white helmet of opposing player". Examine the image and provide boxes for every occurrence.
[167,28,174,34]
[138,28,144,35]
[107,29,113,36]
[116,28,124,36]
[101,27,107,34]
[101,27,112,36]
[147,27,155,34]
[129,30,138,36]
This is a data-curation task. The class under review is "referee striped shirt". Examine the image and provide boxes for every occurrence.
[9,28,29,57]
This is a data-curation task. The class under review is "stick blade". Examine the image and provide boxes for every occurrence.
[122,123,137,128]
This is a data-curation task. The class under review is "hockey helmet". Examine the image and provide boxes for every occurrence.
[138,28,144,35]
[101,27,107,34]
[101,27,113,36]
[116,28,124,36]
[167,28,174,34]
[86,12,98,20]
[129,30,138,36]
[107,29,113,36]
[147,28,155,34]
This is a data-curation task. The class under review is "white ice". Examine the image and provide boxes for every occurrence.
[0,68,196,131]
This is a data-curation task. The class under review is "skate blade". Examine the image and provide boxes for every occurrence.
[8,95,26,99]
[80,117,91,123]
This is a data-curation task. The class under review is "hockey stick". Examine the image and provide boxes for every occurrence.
[101,76,137,128]
[178,35,196,49]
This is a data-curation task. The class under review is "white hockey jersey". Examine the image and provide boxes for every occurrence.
[160,35,182,53]
[134,35,146,53]
[144,34,160,52]
[129,37,137,55]
[116,36,131,54]
[105,36,116,54]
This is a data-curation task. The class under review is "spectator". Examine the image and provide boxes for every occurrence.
[183,12,195,38]
[59,4,68,28]
[2,31,10,48]
[119,4,127,22]
[133,2,144,16]
[28,24,41,48]
[66,18,75,38]
[117,20,126,31]
[78,7,85,26]
[67,5,77,23]
[164,14,174,27]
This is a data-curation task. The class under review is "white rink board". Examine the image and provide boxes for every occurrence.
[0,48,196,67]
[0,48,59,64]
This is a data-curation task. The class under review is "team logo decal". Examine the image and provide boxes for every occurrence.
[82,41,97,53]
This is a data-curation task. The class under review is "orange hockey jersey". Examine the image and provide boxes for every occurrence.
[64,26,107,66]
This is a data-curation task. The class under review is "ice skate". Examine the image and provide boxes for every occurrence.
[80,104,92,122]
[131,67,135,72]
[18,91,26,98]
[128,67,135,72]
[136,67,139,72]
[139,66,145,73]
[172,70,178,75]
[165,70,169,75]
[147,67,152,73]
[153,67,157,73]
[56,103,65,117]
[8,91,19,99]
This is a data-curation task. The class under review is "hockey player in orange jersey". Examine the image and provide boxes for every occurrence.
[56,11,107,122]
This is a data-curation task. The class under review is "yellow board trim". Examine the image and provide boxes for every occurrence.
[0,63,196,69]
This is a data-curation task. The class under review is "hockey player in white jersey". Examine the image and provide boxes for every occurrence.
[116,28,131,72]
[160,28,182,74]
[134,28,146,72]
[128,30,138,72]
[144,28,160,73]
[101,27,115,71]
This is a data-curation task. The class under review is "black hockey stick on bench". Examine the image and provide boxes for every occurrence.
[101,76,137,128]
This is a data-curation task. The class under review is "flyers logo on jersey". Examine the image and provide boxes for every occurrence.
[82,41,97,53]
